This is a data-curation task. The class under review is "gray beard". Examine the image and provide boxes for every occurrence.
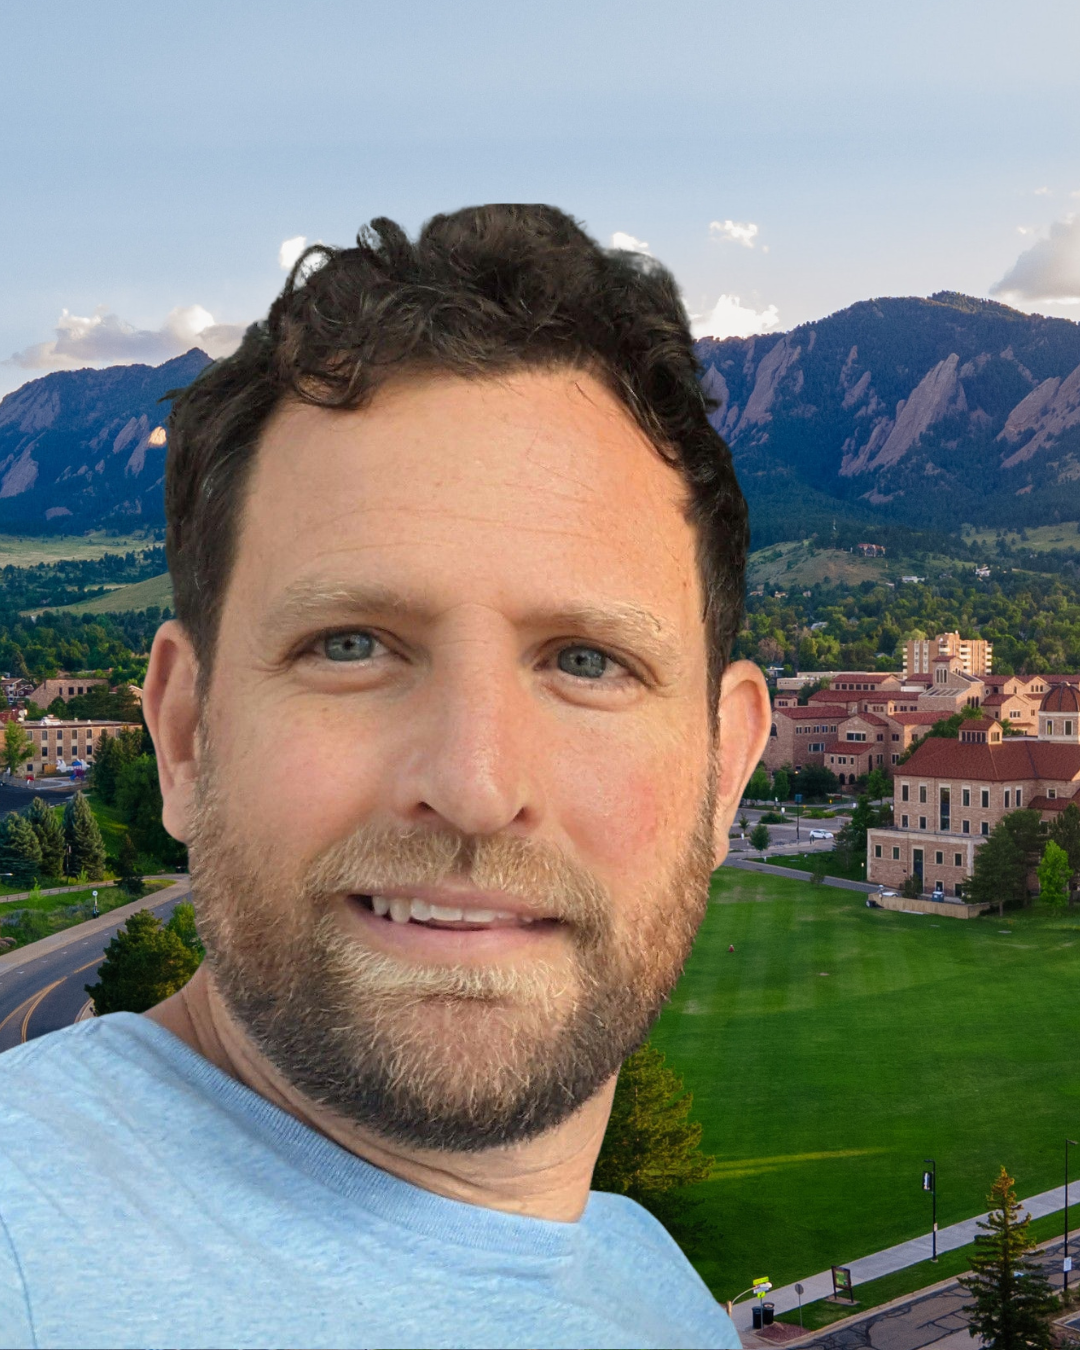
[186,744,717,1153]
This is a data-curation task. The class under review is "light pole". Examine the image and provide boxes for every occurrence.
[923,1159,937,1261]
[1066,1139,1078,1295]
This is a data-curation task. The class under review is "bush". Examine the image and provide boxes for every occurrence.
[758,811,785,825]
[900,873,922,898]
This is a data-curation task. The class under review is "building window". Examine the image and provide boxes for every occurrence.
[902,814,909,828]
[962,787,970,807]
[892,733,899,741]
[919,785,927,804]
[981,820,989,836]
[1050,788,1057,799]
[919,816,927,830]
[892,754,898,764]
[874,845,882,858]
[954,853,963,867]
[892,846,900,860]
[1016,788,1022,807]
[939,786,950,832]
[1004,789,1011,808]
[901,784,910,802]
[962,819,970,834]
[935,851,944,865]
[1048,720,1055,735]
[981,789,989,808]
[770,724,777,738]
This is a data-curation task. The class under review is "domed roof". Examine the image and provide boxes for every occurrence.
[1041,683,1080,713]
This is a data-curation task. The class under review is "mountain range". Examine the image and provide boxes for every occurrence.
[1,292,1080,547]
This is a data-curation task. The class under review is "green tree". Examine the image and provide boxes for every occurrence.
[1002,810,1046,905]
[0,814,42,885]
[1,719,33,776]
[865,766,891,804]
[115,754,187,869]
[834,794,875,874]
[1049,801,1080,901]
[749,822,771,853]
[796,763,839,800]
[25,796,65,879]
[117,832,144,898]
[771,767,791,802]
[958,1166,1057,1350]
[593,1043,713,1206]
[84,908,201,1015]
[1037,840,1071,908]
[45,696,67,718]
[900,872,922,898]
[22,702,46,721]
[745,764,771,804]
[62,791,106,881]
[91,727,142,805]
[166,901,205,960]
[967,821,1028,917]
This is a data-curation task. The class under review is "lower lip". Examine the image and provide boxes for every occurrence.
[342,896,566,961]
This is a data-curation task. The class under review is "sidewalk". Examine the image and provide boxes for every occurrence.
[0,879,120,905]
[730,1181,1077,1337]
[722,856,878,894]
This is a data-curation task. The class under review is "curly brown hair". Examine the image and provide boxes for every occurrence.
[165,204,747,718]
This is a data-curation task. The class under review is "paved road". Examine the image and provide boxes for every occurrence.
[0,779,77,818]
[0,877,191,1052]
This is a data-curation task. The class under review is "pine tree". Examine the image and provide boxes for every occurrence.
[84,909,201,1015]
[968,821,1028,917]
[1037,840,1071,908]
[0,814,42,885]
[593,1043,714,1205]
[958,1167,1057,1350]
[117,831,143,898]
[63,791,106,881]
[25,796,65,879]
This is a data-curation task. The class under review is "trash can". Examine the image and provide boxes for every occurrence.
[763,1303,775,1327]
[752,1306,763,1330]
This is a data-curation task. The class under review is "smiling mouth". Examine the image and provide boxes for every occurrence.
[352,894,561,933]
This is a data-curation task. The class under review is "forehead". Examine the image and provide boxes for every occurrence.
[230,368,702,636]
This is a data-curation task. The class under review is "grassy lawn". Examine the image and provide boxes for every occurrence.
[0,879,173,949]
[768,851,866,882]
[649,869,1080,1304]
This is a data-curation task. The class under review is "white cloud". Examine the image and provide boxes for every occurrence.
[1017,225,1037,235]
[690,294,780,340]
[709,219,759,249]
[1034,186,1051,196]
[610,231,651,255]
[279,235,308,270]
[991,215,1080,303]
[5,304,246,371]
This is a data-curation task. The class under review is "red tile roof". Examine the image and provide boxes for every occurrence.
[823,741,873,755]
[808,689,863,703]
[980,693,1008,705]
[901,737,1080,783]
[828,673,902,685]
[774,705,849,720]
[1028,794,1076,813]
[888,712,948,725]
[848,712,889,726]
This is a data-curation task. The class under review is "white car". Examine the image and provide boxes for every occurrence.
[808,828,834,841]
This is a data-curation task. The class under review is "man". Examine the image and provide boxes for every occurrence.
[0,205,769,1348]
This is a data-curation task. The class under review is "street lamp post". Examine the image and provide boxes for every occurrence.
[1066,1139,1078,1295]
[923,1159,938,1261]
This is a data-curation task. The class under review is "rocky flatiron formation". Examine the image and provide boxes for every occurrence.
[696,293,1080,545]
[0,349,210,531]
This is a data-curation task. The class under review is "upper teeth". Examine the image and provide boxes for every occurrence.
[370,896,533,925]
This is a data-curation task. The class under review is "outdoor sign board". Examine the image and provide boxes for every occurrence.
[831,1266,856,1303]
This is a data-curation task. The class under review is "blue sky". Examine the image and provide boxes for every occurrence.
[2,0,1079,397]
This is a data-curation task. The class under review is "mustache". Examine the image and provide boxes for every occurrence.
[297,820,611,942]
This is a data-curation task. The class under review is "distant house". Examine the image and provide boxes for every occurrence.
[28,674,109,707]
[857,542,886,557]
[975,565,991,578]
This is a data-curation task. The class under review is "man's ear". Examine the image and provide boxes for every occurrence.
[142,620,202,844]
[711,659,772,869]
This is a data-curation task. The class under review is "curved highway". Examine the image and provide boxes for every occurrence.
[0,877,191,1053]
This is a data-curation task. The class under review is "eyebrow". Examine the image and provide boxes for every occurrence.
[266,579,684,670]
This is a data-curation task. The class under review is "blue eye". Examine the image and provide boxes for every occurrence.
[322,632,378,662]
[557,646,615,680]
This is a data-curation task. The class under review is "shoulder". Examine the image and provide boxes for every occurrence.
[581,1192,739,1346]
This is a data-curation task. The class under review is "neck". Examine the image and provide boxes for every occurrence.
[143,964,616,1222]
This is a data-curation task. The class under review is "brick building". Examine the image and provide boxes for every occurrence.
[867,688,1080,896]
[28,675,109,707]
[765,705,849,772]
[18,718,142,777]
[903,632,992,679]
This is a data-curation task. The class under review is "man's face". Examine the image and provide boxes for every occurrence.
[183,368,722,1152]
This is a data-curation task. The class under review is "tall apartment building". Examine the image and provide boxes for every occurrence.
[902,632,992,679]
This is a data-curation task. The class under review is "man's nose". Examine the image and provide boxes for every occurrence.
[398,647,542,838]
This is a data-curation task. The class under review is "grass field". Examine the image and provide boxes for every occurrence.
[0,530,163,568]
[41,570,173,616]
[651,868,1080,1303]
[963,522,1080,553]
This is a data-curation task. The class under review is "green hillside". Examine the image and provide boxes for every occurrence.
[35,570,173,616]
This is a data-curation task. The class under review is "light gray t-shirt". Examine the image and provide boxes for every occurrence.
[0,1014,738,1349]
